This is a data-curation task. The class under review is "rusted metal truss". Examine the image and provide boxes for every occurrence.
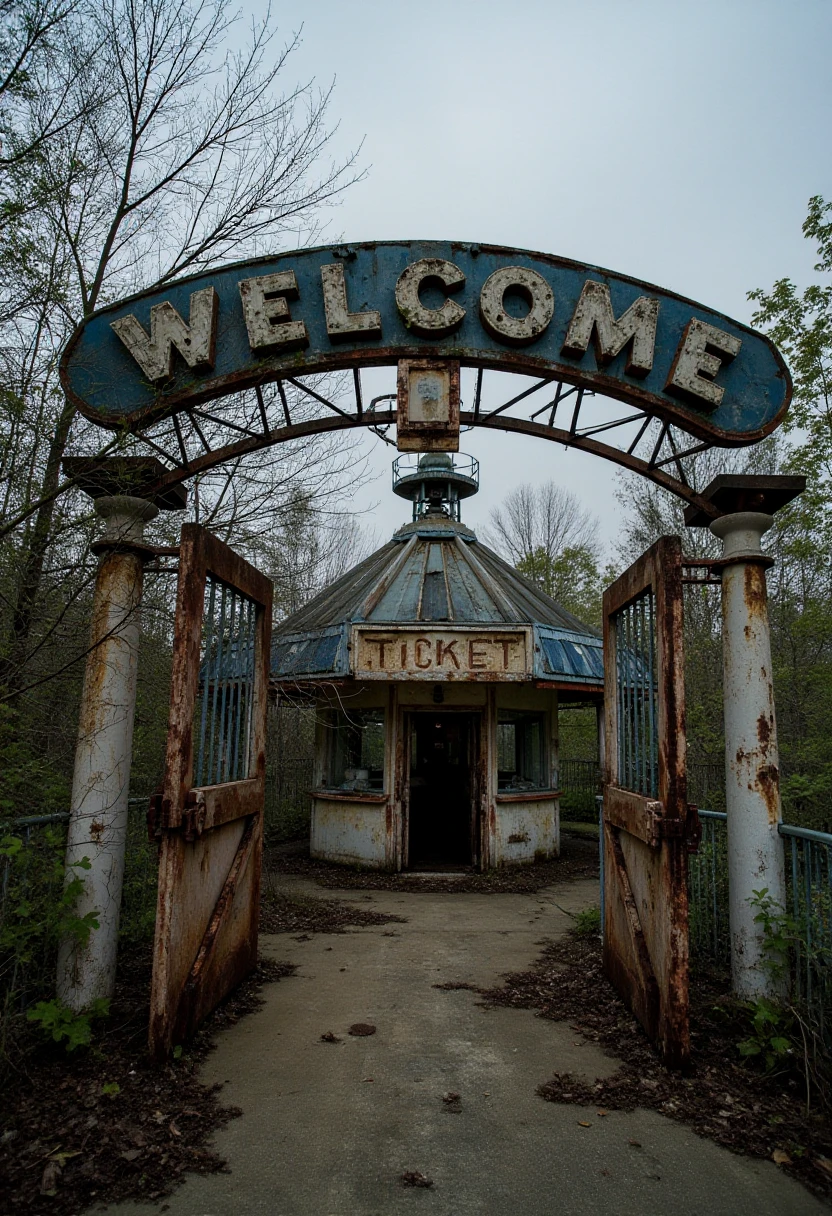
[681,558,723,587]
[602,535,696,1068]
[148,524,272,1059]
[118,366,724,521]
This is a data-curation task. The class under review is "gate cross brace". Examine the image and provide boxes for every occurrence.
[179,814,258,1014]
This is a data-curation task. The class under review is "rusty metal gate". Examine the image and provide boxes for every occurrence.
[148,524,272,1058]
[602,535,692,1068]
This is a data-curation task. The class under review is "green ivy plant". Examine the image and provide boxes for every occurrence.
[737,996,794,1071]
[734,886,832,1115]
[1,831,106,1058]
[26,996,110,1051]
[735,888,798,1073]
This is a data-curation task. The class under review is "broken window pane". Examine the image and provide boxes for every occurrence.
[497,710,546,791]
[328,709,385,791]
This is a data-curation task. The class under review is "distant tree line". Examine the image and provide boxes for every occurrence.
[0,0,370,819]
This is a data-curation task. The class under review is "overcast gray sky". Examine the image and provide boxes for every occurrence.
[278,0,831,552]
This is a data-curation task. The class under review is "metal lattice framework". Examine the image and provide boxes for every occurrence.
[121,363,724,520]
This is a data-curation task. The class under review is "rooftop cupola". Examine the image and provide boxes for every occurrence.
[392,452,479,522]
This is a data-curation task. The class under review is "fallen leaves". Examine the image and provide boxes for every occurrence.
[772,1148,793,1166]
[259,889,406,935]
[348,1023,376,1037]
[1,955,295,1214]
[477,929,832,1203]
[268,833,599,895]
[40,1159,60,1196]
[400,1170,433,1188]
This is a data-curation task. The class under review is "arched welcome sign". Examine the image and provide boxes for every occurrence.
[62,240,790,445]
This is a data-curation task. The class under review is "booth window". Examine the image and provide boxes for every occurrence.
[497,710,546,791]
[327,709,385,791]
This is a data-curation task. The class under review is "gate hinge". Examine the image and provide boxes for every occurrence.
[181,789,206,842]
[148,792,206,840]
[652,813,687,840]
[147,793,171,841]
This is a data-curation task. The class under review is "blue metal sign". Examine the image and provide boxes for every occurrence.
[60,241,791,443]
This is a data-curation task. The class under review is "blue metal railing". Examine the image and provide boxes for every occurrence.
[613,592,658,797]
[689,809,729,962]
[781,823,832,1026]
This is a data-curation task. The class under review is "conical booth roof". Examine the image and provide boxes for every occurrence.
[271,513,603,689]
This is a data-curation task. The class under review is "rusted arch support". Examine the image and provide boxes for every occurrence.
[138,407,722,522]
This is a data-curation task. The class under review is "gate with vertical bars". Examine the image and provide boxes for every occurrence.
[148,524,272,1059]
[602,535,694,1068]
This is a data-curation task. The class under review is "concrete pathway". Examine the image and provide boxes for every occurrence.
[113,876,823,1216]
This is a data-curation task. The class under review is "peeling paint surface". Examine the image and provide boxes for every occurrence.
[62,241,791,445]
[149,525,273,1058]
[493,800,559,864]
[311,799,390,869]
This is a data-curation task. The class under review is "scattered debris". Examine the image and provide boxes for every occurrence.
[0,951,294,1214]
[442,1092,462,1113]
[259,888,406,935]
[472,929,832,1203]
[319,1032,341,1044]
[348,1023,376,1037]
[266,833,598,895]
[400,1170,433,1188]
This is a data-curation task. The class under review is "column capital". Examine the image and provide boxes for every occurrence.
[710,511,774,565]
[91,494,159,557]
[684,473,804,529]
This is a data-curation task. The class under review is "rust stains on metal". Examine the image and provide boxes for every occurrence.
[743,563,768,616]
[148,524,272,1060]
[754,763,781,826]
[601,536,691,1069]
[130,405,724,528]
[396,359,460,452]
[77,550,143,740]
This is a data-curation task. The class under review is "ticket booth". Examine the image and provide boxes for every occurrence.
[271,453,604,870]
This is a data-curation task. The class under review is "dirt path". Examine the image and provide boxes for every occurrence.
[106,876,823,1216]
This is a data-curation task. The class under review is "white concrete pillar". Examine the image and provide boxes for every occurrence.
[710,511,787,999]
[57,495,158,1010]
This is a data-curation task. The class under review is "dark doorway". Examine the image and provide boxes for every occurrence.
[407,713,478,870]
